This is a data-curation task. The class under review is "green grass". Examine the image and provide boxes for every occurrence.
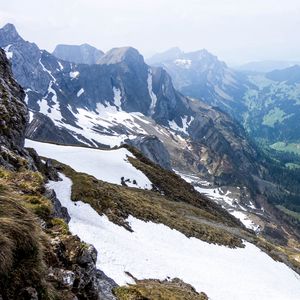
[285,163,300,169]
[276,205,300,221]
[270,142,300,155]
[262,108,290,127]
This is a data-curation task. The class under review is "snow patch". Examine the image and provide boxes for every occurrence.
[174,59,192,69]
[113,87,122,107]
[3,44,13,59]
[37,82,62,122]
[26,140,152,190]
[58,61,64,70]
[39,58,56,82]
[48,173,300,300]
[77,88,84,97]
[169,116,193,134]
[147,69,157,115]
[70,71,80,79]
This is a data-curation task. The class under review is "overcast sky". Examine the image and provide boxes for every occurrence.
[1,0,300,65]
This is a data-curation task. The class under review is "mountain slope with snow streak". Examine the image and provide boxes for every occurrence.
[48,173,300,300]
[25,139,152,189]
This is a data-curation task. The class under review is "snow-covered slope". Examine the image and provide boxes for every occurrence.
[25,139,152,189]
[48,173,300,300]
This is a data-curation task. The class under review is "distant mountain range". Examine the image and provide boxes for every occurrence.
[148,47,300,150]
[236,60,300,73]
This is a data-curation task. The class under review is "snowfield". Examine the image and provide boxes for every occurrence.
[25,139,152,189]
[48,173,300,300]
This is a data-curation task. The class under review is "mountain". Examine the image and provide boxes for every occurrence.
[237,60,300,73]
[147,48,249,120]
[2,23,300,260]
[52,43,104,65]
[0,24,257,186]
[1,24,300,299]
[0,47,119,300]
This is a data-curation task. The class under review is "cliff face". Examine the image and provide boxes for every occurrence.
[0,48,29,168]
[0,46,117,300]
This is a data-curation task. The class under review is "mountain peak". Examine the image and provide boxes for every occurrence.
[147,47,183,64]
[52,43,104,64]
[0,23,23,44]
[98,46,144,65]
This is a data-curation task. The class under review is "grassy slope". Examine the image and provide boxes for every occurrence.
[0,165,101,299]
[54,154,250,247]
[114,278,208,300]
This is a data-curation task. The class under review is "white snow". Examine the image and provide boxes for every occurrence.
[113,87,122,107]
[3,44,13,59]
[58,61,64,70]
[25,139,152,189]
[62,103,147,147]
[230,210,260,232]
[195,186,259,230]
[48,173,300,300]
[28,111,34,123]
[174,59,192,69]
[147,69,158,115]
[39,58,56,82]
[195,186,236,207]
[77,88,84,97]
[37,82,62,122]
[169,116,193,135]
[70,71,80,79]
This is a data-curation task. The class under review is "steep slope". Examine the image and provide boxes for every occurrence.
[0,48,119,300]
[53,43,104,65]
[25,139,300,300]
[147,47,249,119]
[0,47,29,168]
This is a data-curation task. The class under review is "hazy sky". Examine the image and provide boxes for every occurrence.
[1,0,300,65]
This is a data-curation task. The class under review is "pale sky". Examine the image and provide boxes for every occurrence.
[1,0,300,65]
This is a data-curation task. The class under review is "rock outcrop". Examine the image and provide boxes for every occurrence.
[125,135,172,170]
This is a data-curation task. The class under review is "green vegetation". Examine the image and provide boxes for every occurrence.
[270,142,300,155]
[0,166,86,299]
[114,278,208,300]
[262,108,290,127]
[276,205,300,221]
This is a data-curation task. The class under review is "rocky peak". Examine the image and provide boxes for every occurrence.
[53,43,104,64]
[98,46,144,66]
[0,23,23,45]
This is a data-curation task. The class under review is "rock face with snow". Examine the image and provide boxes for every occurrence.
[53,43,104,65]
[0,23,260,186]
